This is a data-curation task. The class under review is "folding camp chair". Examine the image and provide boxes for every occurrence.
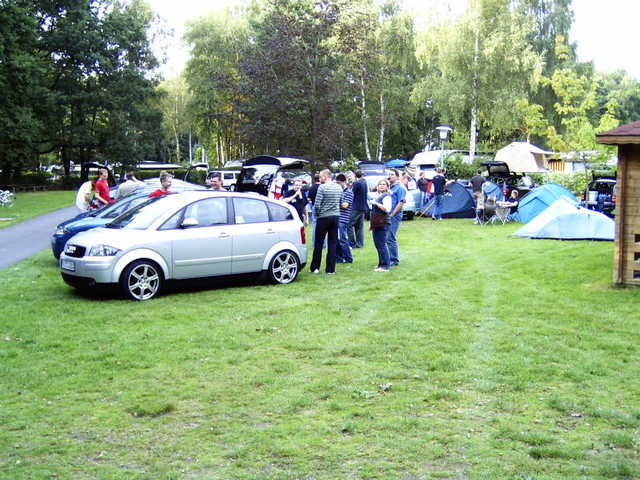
[478,196,496,226]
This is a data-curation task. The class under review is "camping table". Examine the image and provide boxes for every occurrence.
[493,202,512,224]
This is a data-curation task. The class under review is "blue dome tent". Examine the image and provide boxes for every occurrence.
[514,183,577,223]
[481,181,505,202]
[513,196,614,241]
[422,182,476,218]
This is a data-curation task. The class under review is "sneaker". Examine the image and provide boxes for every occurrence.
[327,272,335,275]
[374,267,389,272]
[311,269,320,274]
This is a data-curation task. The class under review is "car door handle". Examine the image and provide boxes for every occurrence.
[218,232,231,238]
[266,229,276,235]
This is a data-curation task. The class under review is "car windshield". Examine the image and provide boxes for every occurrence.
[107,194,183,230]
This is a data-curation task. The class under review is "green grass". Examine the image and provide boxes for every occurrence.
[1,219,639,479]
[0,190,75,228]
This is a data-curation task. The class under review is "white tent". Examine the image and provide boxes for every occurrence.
[513,196,614,241]
[494,142,552,173]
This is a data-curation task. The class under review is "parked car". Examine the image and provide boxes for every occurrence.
[52,179,205,259]
[236,155,309,199]
[364,174,418,220]
[481,161,535,198]
[583,176,616,217]
[59,191,307,300]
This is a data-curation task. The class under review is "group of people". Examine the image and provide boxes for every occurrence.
[75,169,151,212]
[286,168,407,274]
[470,169,519,223]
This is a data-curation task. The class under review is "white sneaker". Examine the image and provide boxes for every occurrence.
[311,269,320,274]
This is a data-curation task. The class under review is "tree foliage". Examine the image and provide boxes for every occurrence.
[0,0,162,181]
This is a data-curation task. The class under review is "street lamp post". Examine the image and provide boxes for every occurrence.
[435,124,453,169]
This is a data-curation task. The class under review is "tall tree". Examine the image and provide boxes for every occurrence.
[184,5,250,165]
[412,0,543,160]
[237,0,343,166]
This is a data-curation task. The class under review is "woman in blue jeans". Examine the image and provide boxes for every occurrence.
[370,179,392,272]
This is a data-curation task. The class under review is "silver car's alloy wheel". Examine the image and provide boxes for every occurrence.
[121,260,162,301]
[268,251,299,284]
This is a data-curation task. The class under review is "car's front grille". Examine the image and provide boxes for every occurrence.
[64,244,86,258]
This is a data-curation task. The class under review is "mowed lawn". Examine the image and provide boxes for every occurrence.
[1,218,639,479]
[0,190,75,228]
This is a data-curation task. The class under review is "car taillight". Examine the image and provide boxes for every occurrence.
[300,226,306,244]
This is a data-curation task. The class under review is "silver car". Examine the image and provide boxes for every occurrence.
[59,191,307,300]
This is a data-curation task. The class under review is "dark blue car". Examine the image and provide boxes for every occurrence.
[51,179,206,258]
[51,190,153,258]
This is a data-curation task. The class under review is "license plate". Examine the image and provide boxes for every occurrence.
[61,259,75,271]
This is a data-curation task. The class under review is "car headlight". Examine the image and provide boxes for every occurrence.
[55,226,70,236]
[88,244,121,256]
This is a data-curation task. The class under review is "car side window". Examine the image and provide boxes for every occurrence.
[267,202,294,222]
[184,198,228,226]
[159,209,183,230]
[233,197,269,224]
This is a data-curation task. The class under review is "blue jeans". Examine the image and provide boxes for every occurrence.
[433,194,444,219]
[372,224,390,269]
[336,221,353,263]
[386,214,402,266]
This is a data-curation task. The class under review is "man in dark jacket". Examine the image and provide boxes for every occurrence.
[348,170,368,248]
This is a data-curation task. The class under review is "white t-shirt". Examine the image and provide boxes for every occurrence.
[75,181,93,211]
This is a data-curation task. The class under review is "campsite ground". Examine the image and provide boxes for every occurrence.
[1,219,638,479]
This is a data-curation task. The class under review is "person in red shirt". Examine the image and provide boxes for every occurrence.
[94,169,112,207]
[148,171,174,198]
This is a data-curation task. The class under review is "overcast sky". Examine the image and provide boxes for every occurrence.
[147,0,640,80]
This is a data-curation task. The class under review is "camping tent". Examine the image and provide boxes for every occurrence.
[494,142,552,173]
[514,183,577,223]
[481,181,505,202]
[513,196,614,240]
[421,182,475,218]
[385,158,409,168]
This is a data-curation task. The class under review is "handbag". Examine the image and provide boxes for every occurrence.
[370,212,388,228]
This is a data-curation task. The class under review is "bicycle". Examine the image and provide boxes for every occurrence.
[0,189,15,207]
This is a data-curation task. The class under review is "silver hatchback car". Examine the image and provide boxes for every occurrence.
[59,191,307,300]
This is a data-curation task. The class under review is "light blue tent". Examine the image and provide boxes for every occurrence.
[514,183,577,223]
[513,196,614,241]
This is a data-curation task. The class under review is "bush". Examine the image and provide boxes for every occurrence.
[540,171,590,196]
[444,154,483,179]
[13,171,53,185]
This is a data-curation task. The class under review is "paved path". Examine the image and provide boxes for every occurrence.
[0,206,78,269]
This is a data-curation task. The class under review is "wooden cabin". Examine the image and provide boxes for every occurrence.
[596,121,640,285]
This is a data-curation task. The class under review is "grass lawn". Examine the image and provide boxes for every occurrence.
[1,219,639,479]
[0,190,75,228]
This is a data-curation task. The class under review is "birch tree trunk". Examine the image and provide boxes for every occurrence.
[469,16,479,164]
[360,75,372,162]
[376,92,385,163]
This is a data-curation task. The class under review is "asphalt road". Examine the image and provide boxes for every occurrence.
[0,205,78,269]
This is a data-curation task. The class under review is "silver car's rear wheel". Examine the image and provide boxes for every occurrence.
[121,260,163,301]
[268,250,299,284]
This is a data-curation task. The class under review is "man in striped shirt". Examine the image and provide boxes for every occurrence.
[309,169,342,274]
[335,173,353,264]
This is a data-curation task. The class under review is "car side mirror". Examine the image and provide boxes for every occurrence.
[181,217,199,228]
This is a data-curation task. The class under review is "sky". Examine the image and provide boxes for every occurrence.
[147,0,640,80]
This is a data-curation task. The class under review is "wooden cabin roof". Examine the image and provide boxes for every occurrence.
[596,120,640,145]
